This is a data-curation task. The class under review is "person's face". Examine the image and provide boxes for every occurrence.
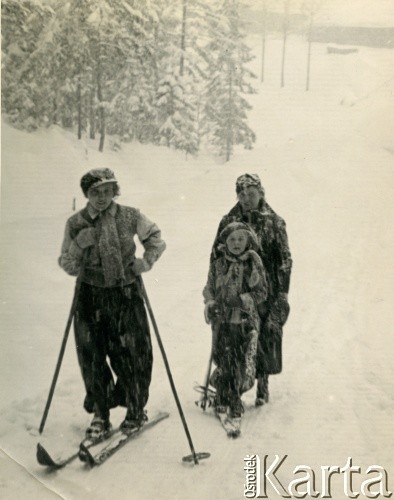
[87,183,115,211]
[226,230,249,256]
[238,186,262,211]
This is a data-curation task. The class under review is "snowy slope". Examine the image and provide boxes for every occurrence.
[0,35,393,499]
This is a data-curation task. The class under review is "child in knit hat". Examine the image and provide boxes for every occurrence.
[203,221,268,419]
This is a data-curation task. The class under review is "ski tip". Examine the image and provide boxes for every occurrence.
[79,444,95,465]
[36,443,58,467]
[156,411,170,420]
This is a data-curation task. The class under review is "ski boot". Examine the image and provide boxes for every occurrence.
[85,416,112,443]
[255,374,269,407]
[229,399,244,419]
[120,409,148,435]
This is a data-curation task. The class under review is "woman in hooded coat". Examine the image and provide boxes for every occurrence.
[209,174,292,406]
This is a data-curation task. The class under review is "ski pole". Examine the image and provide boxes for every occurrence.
[138,276,210,465]
[200,347,213,411]
[39,256,86,434]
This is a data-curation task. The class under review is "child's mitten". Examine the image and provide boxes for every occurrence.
[204,300,218,324]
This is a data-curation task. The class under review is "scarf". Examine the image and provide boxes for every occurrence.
[219,248,265,324]
[96,205,125,287]
[220,247,264,290]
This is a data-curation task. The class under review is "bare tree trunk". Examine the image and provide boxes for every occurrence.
[153,25,160,89]
[226,66,233,162]
[89,84,96,139]
[195,91,202,151]
[281,0,290,88]
[180,0,187,76]
[97,81,105,152]
[97,54,105,152]
[306,11,314,91]
[77,80,82,140]
[98,120,105,152]
[52,97,58,125]
[261,0,267,83]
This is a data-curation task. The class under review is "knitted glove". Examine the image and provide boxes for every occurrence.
[131,258,150,276]
[75,228,96,249]
[204,300,218,324]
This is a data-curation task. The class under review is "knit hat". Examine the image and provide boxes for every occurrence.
[219,221,259,250]
[235,173,264,196]
[80,168,119,196]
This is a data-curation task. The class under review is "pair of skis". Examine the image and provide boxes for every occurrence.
[37,412,169,469]
[194,385,241,438]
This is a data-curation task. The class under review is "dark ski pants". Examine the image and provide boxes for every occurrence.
[74,281,153,421]
[257,373,269,399]
[213,323,252,410]
[255,312,277,397]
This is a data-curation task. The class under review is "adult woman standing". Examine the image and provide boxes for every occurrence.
[59,168,166,440]
[209,173,292,406]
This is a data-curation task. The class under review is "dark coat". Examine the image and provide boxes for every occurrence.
[210,200,292,374]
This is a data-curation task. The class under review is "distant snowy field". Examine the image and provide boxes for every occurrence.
[1,35,393,499]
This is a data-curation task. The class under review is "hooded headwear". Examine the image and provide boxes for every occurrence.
[218,221,265,292]
[235,173,265,198]
[219,221,259,252]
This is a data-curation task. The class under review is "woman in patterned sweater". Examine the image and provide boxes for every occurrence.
[59,168,166,440]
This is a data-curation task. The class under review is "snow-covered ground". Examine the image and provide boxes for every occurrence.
[1,35,393,499]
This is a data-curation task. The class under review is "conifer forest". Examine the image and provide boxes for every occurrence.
[2,0,258,160]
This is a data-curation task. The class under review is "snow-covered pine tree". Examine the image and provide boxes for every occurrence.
[175,0,218,151]
[45,1,93,132]
[57,0,156,151]
[106,0,163,144]
[156,74,199,155]
[81,0,138,151]
[152,0,201,155]
[2,0,257,158]
[1,0,55,130]
[202,0,256,161]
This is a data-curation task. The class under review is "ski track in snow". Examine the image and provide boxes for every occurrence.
[0,36,393,499]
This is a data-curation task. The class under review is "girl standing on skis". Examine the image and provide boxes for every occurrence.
[209,174,292,407]
[59,168,166,441]
[203,221,268,418]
